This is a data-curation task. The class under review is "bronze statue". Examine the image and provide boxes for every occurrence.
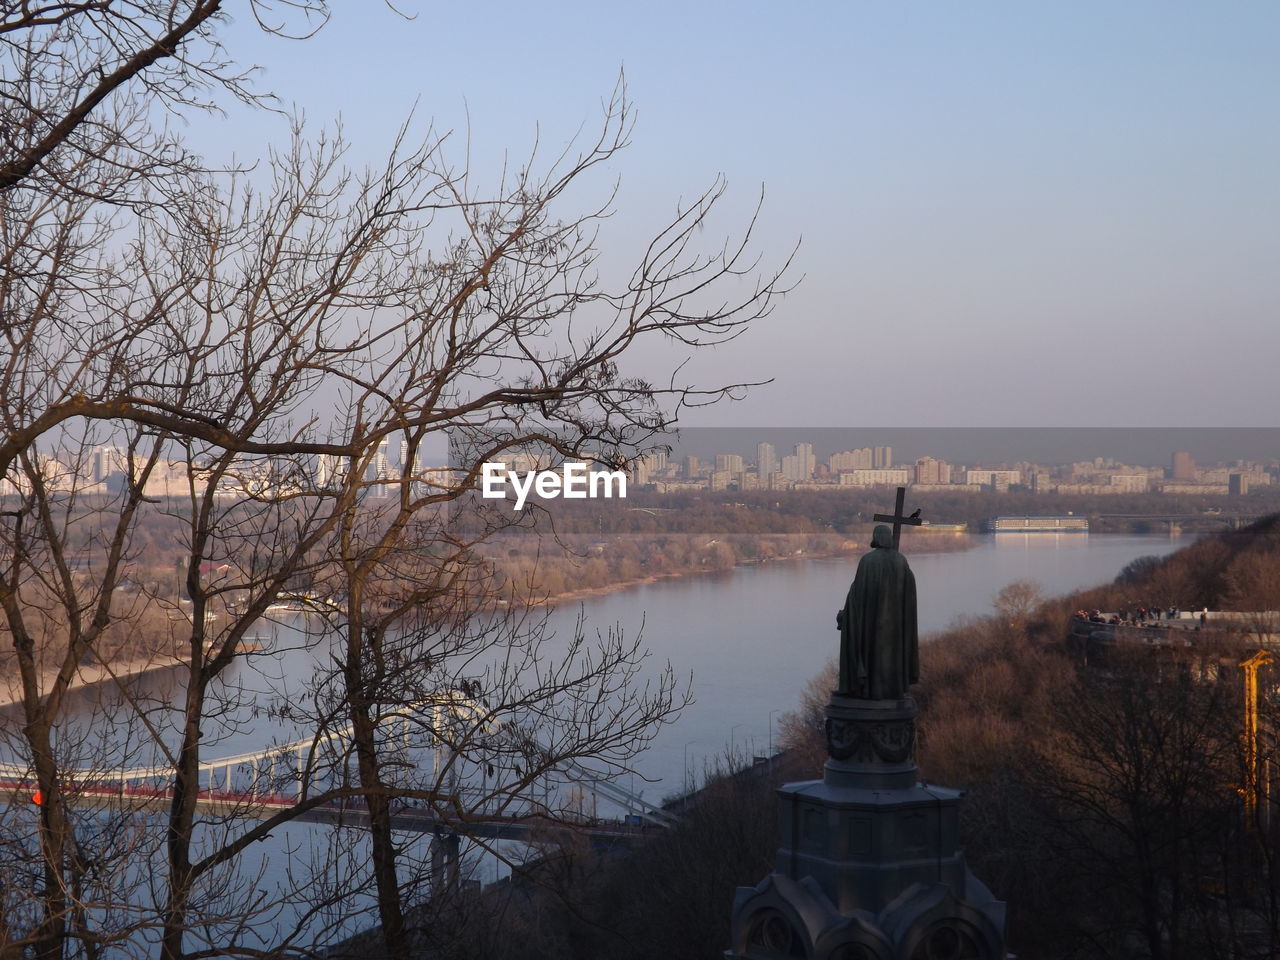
[836,524,919,699]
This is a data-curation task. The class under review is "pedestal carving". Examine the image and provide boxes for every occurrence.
[825,696,916,765]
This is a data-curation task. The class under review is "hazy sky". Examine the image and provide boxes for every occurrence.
[197,2,1279,427]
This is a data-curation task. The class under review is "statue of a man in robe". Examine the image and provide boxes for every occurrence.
[836,524,919,700]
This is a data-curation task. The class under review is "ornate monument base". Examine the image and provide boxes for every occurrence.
[726,695,1007,960]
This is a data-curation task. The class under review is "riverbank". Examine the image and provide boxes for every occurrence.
[0,652,188,710]
[512,530,977,610]
[0,639,265,711]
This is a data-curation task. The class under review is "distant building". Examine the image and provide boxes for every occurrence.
[654,479,709,494]
[794,442,815,481]
[1110,474,1149,493]
[966,469,1021,491]
[838,469,910,487]
[780,454,803,482]
[1230,473,1249,496]
[873,445,892,469]
[1171,450,1197,480]
[715,453,744,474]
[628,452,667,485]
[630,456,652,486]
[913,457,949,485]
[370,438,391,481]
[91,445,126,483]
[829,447,874,472]
[756,442,776,482]
[315,454,344,488]
[1159,481,1229,495]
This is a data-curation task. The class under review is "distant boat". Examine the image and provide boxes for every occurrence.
[986,515,1089,533]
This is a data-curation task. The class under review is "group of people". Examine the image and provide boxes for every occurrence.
[1124,605,1181,623]
[1074,605,1207,628]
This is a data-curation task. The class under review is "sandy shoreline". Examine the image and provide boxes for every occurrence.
[0,640,260,710]
[0,653,189,711]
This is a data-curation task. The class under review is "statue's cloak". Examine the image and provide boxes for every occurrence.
[837,526,919,699]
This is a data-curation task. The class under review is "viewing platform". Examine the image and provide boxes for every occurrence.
[1071,609,1280,648]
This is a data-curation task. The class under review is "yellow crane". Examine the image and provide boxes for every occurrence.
[1241,649,1274,821]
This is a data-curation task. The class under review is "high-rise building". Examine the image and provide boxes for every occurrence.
[794,442,815,481]
[90,445,125,482]
[715,453,744,474]
[967,469,1022,489]
[371,438,391,480]
[756,442,777,481]
[631,452,667,486]
[914,457,949,485]
[315,454,343,488]
[829,448,874,472]
[873,445,893,469]
[1171,450,1197,481]
[780,454,803,482]
[684,455,701,478]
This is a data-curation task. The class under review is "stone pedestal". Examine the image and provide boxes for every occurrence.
[726,695,1007,960]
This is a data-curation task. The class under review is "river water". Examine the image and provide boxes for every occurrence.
[542,532,1186,801]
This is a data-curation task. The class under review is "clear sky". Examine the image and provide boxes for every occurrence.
[195,2,1280,427]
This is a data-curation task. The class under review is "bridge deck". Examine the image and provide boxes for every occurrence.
[0,779,654,844]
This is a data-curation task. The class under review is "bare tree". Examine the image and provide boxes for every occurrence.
[992,579,1043,641]
[1030,653,1239,960]
[0,0,346,195]
[0,30,790,953]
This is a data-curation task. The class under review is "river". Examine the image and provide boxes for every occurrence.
[543,532,1186,800]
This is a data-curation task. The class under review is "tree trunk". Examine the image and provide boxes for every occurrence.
[345,594,411,960]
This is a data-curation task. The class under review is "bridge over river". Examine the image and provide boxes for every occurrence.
[0,695,678,886]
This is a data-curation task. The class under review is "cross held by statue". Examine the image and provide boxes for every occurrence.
[872,486,922,550]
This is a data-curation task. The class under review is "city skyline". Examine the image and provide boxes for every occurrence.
[643,438,1275,496]
[26,432,1278,501]
[659,428,1280,468]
